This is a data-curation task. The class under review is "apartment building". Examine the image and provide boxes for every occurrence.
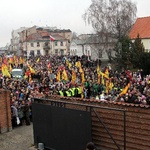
[19,26,72,57]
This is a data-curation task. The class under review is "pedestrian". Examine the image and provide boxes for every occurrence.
[11,103,18,128]
[86,142,96,150]
[24,102,31,126]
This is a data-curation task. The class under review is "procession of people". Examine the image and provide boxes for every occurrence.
[1,54,150,128]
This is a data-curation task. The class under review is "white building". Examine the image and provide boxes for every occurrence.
[70,35,116,61]
[19,26,72,57]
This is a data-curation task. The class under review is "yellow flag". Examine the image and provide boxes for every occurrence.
[81,72,85,84]
[97,65,101,84]
[28,64,36,74]
[120,83,130,96]
[66,59,69,66]
[2,64,11,78]
[75,61,81,68]
[98,73,101,84]
[97,65,100,74]
[19,57,23,64]
[104,68,109,79]
[101,73,104,85]
[100,71,109,80]
[105,80,109,93]
[62,69,68,81]
[29,74,32,83]
[79,67,83,73]
[24,75,28,79]
[109,81,114,91]
[9,57,13,64]
[56,70,61,82]
[36,58,40,62]
[71,69,76,84]
[9,64,12,72]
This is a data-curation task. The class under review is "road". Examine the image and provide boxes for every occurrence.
[0,123,36,150]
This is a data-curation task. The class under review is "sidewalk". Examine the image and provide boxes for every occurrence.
[0,123,37,150]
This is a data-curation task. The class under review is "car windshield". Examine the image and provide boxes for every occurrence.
[12,71,22,76]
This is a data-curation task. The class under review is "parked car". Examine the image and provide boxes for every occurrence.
[11,68,24,79]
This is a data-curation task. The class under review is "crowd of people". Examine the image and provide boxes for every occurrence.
[1,54,150,127]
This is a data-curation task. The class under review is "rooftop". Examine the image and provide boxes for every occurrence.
[129,16,150,39]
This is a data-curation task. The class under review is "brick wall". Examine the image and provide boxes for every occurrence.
[44,95,150,150]
[0,89,12,133]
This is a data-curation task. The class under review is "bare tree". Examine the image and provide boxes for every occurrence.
[83,0,137,60]
[72,32,78,39]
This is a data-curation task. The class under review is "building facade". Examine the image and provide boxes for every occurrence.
[70,34,116,61]
[18,26,72,57]
[129,16,150,52]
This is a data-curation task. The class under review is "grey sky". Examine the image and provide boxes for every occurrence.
[0,0,149,47]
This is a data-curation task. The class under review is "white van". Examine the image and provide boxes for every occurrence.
[11,68,24,79]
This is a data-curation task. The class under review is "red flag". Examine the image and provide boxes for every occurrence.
[50,35,55,41]
[47,62,51,69]
[3,57,7,64]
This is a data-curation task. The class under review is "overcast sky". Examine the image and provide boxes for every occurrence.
[0,0,149,47]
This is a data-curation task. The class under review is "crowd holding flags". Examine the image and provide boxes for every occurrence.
[0,55,29,79]
[0,53,132,97]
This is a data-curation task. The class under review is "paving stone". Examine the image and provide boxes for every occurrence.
[0,123,36,150]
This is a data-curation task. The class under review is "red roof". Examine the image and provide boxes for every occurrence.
[37,31,49,37]
[41,32,49,37]
[129,16,150,39]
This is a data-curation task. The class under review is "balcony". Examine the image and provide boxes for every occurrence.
[43,42,50,50]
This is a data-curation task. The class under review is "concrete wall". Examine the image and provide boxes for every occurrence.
[44,95,150,150]
[0,90,12,133]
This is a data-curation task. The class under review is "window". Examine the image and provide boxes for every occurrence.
[60,49,64,55]
[45,42,49,46]
[37,42,40,47]
[70,50,72,55]
[30,50,34,56]
[60,41,63,46]
[55,41,57,46]
[31,43,34,47]
[73,50,75,55]
[55,49,58,54]
[37,50,41,55]
[85,49,87,55]
[75,49,77,55]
